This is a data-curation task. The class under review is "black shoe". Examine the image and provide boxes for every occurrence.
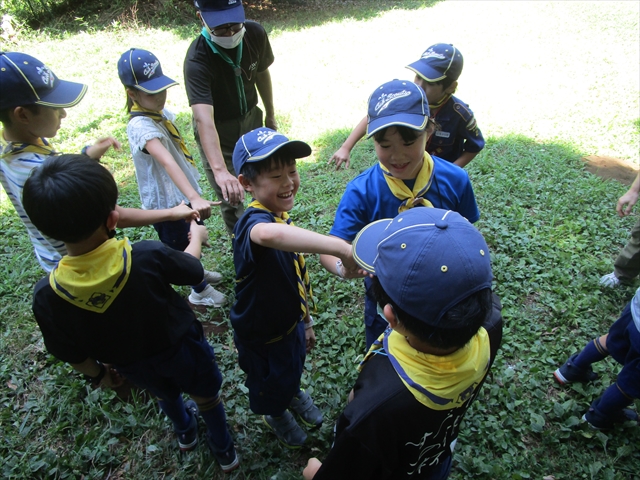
[206,433,240,473]
[553,353,598,385]
[176,400,199,452]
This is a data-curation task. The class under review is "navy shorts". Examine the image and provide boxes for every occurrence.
[607,304,640,399]
[153,218,190,252]
[115,321,222,401]
[234,321,306,415]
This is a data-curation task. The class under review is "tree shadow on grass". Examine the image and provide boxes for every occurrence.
[35,0,446,40]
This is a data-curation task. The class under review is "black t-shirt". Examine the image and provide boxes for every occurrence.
[314,294,504,480]
[183,21,274,121]
[32,241,203,366]
[230,208,302,341]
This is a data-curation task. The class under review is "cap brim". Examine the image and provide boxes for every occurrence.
[405,62,446,82]
[366,113,428,138]
[134,75,179,94]
[246,140,312,163]
[36,79,87,108]
[352,218,394,274]
[200,5,245,28]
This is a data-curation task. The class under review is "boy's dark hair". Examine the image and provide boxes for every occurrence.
[0,104,41,126]
[239,153,296,182]
[431,77,456,91]
[372,276,492,350]
[124,87,135,113]
[372,119,439,144]
[23,154,118,243]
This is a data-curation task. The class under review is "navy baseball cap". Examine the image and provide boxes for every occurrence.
[366,80,429,138]
[406,43,464,82]
[352,208,493,326]
[0,52,87,110]
[195,0,245,28]
[117,48,178,94]
[233,128,311,175]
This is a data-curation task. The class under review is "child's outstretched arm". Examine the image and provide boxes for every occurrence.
[70,358,124,389]
[184,219,209,259]
[303,458,322,479]
[328,116,367,170]
[144,138,217,220]
[84,137,122,160]
[115,201,201,228]
[250,223,359,272]
[617,171,640,217]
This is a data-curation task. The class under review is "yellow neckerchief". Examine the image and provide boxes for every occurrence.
[429,93,453,113]
[129,103,196,167]
[0,137,57,159]
[248,199,315,317]
[380,152,435,213]
[49,238,132,313]
[362,328,490,410]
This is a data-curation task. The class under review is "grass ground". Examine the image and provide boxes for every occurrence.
[1,1,639,479]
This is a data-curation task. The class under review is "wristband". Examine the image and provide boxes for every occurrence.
[85,362,106,386]
[81,145,91,156]
[304,315,314,329]
[336,260,345,278]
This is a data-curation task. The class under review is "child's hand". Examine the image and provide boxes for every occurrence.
[190,197,221,221]
[338,247,365,279]
[189,219,209,246]
[85,137,121,160]
[303,458,322,480]
[328,146,351,170]
[100,365,125,389]
[305,325,316,353]
[171,201,200,222]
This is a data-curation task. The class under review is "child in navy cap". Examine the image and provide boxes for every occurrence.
[321,79,480,349]
[554,293,640,429]
[305,207,503,479]
[0,52,197,272]
[230,128,360,449]
[118,48,226,308]
[330,43,484,169]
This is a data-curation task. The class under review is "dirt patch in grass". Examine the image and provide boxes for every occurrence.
[582,155,637,185]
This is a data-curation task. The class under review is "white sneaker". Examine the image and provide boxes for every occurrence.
[203,270,223,285]
[599,272,621,287]
[189,285,226,307]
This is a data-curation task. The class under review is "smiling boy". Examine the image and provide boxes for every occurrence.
[230,128,360,449]
[320,79,480,348]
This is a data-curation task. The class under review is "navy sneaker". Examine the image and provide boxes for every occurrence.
[582,402,639,430]
[289,389,323,429]
[553,353,598,385]
[176,400,199,452]
[263,411,307,449]
[206,432,240,473]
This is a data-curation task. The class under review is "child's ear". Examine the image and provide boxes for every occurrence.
[12,106,32,124]
[106,209,119,231]
[126,88,138,102]
[445,81,458,94]
[382,304,398,328]
[237,173,253,193]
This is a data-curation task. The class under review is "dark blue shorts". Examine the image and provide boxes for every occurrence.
[234,321,306,415]
[153,218,190,252]
[115,321,222,401]
[607,304,640,399]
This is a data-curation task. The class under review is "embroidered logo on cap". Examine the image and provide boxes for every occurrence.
[421,48,446,60]
[37,65,53,86]
[375,90,411,115]
[143,60,159,78]
[256,129,281,144]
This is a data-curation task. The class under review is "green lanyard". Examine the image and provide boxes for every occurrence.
[201,27,247,116]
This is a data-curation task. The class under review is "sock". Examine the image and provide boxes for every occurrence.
[192,280,207,294]
[158,396,190,431]
[593,383,633,417]
[573,338,607,369]
[198,395,231,451]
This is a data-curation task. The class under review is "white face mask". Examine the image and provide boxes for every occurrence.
[210,26,246,49]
